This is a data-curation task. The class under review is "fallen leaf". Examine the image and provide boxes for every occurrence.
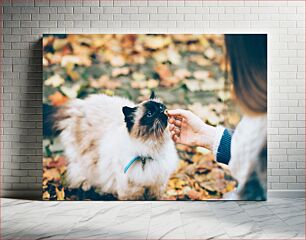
[111,67,130,77]
[204,47,216,59]
[61,55,91,67]
[184,80,201,92]
[43,36,53,47]
[167,45,181,65]
[131,81,147,89]
[187,189,202,200]
[147,79,159,89]
[43,57,49,67]
[43,191,50,200]
[56,187,65,200]
[193,70,211,80]
[200,78,224,91]
[144,35,171,49]
[210,168,225,179]
[152,50,168,63]
[110,55,125,67]
[45,52,62,65]
[48,91,69,106]
[90,75,121,90]
[132,72,146,81]
[206,112,220,126]
[43,168,61,181]
[47,156,67,169]
[189,55,210,67]
[45,74,65,88]
[154,64,171,80]
[154,64,181,87]
[60,86,78,99]
[174,69,191,80]
[53,38,68,51]
[43,157,52,168]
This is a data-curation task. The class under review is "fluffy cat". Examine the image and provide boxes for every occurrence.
[56,92,179,200]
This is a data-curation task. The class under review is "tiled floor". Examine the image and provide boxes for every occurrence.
[1,198,305,239]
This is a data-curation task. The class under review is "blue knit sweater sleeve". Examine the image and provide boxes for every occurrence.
[216,128,233,165]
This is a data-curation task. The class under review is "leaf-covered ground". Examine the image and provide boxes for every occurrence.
[43,34,240,200]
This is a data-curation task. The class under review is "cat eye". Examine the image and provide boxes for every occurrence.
[146,111,152,117]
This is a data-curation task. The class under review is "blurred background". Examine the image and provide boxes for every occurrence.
[43,34,240,200]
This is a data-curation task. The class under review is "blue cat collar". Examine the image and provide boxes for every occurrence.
[124,156,141,174]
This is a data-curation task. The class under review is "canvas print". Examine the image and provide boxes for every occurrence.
[43,34,267,201]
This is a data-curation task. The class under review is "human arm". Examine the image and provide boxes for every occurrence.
[167,109,232,164]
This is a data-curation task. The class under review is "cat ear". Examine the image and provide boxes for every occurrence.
[122,106,137,132]
[149,91,156,99]
[122,106,136,117]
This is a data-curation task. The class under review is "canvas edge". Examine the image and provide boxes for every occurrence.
[1,190,304,200]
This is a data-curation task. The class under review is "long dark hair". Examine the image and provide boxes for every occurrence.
[225,35,267,200]
[225,34,267,114]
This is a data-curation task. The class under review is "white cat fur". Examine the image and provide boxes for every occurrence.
[57,94,179,200]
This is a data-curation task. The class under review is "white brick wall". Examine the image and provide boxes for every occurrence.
[1,0,305,197]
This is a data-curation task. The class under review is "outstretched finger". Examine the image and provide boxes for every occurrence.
[170,131,176,141]
[168,117,175,124]
[174,119,182,127]
[172,133,180,143]
[167,109,191,119]
[174,127,180,135]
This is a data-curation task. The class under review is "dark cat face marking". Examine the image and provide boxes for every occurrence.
[122,93,168,141]
[136,100,168,140]
[140,101,167,130]
[122,106,137,132]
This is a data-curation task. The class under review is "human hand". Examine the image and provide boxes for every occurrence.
[167,109,217,150]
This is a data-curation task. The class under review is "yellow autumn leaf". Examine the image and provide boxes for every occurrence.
[226,181,236,192]
[152,50,168,63]
[196,147,211,155]
[43,191,50,200]
[53,38,68,51]
[56,187,65,200]
[43,168,61,181]
[132,72,146,81]
[218,91,231,101]
[144,35,171,49]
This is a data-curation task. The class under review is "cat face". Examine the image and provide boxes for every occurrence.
[122,92,168,141]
